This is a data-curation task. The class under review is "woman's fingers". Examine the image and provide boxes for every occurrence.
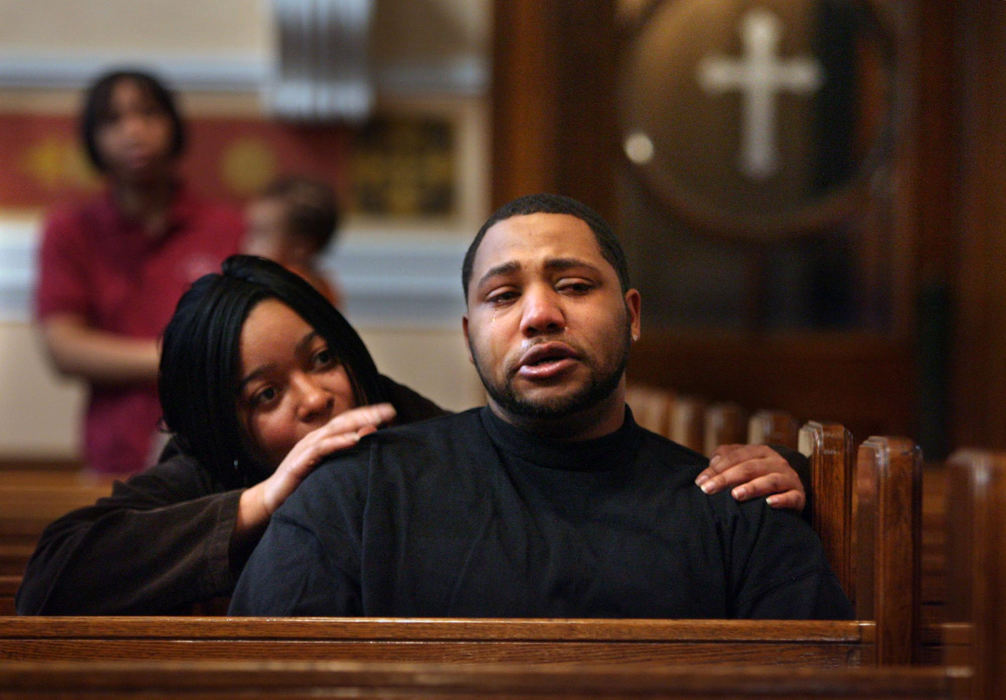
[262,403,396,513]
[765,489,806,510]
[696,445,778,491]
[695,444,805,511]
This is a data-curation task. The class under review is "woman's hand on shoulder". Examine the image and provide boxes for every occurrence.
[694,444,806,511]
[236,403,396,538]
[259,403,396,514]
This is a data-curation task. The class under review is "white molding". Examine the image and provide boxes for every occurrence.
[0,50,487,96]
[0,51,270,92]
[0,220,469,327]
[0,219,38,323]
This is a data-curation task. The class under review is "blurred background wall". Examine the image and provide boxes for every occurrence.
[0,0,489,459]
[2,0,1005,463]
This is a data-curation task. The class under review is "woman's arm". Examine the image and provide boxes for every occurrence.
[231,404,396,559]
[16,447,241,615]
[40,313,160,385]
[17,405,398,615]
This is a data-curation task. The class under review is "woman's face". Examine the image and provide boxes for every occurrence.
[95,78,175,183]
[236,298,357,469]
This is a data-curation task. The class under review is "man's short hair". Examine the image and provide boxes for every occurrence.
[81,69,186,172]
[259,176,341,253]
[462,193,630,302]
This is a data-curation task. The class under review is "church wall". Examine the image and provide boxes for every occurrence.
[0,0,490,460]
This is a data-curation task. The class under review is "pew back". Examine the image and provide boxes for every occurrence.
[703,402,748,455]
[945,449,1006,698]
[748,410,799,449]
[854,436,922,664]
[799,421,855,598]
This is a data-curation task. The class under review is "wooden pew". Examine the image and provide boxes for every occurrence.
[0,470,115,578]
[625,383,673,437]
[625,385,747,456]
[703,402,748,455]
[0,659,969,699]
[943,449,1006,698]
[799,421,855,597]
[797,424,922,666]
[0,575,19,615]
[747,409,799,450]
[0,424,918,670]
[920,461,949,662]
[853,436,922,664]
[0,438,970,698]
[669,395,707,453]
[0,617,875,665]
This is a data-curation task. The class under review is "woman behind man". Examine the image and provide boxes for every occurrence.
[17,256,445,614]
[34,69,244,475]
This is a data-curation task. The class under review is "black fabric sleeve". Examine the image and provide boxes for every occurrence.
[15,443,242,615]
[228,511,362,616]
[720,498,853,619]
[228,453,366,616]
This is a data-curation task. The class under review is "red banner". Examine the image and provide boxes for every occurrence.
[0,113,349,209]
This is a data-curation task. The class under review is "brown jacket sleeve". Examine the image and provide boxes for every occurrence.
[16,441,242,615]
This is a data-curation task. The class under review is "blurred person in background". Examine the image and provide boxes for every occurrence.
[243,175,343,307]
[34,68,244,475]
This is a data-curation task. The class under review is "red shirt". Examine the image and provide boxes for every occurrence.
[36,183,244,474]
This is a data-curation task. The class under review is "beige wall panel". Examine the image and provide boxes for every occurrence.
[357,325,484,413]
[0,322,83,459]
[0,0,269,54]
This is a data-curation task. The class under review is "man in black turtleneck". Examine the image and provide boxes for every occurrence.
[229,194,852,619]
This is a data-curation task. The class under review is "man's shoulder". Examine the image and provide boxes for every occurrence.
[374,407,482,443]
[309,409,485,476]
[632,424,709,476]
[286,409,486,516]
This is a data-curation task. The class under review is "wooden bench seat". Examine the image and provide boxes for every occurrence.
[0,471,116,577]
[0,617,875,666]
[0,659,969,699]
[0,575,19,615]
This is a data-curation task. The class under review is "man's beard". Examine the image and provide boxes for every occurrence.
[470,322,632,421]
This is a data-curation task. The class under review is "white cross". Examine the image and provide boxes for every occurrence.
[697,8,824,179]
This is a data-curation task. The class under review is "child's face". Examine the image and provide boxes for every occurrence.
[96,78,175,183]
[236,298,356,469]
[244,197,294,265]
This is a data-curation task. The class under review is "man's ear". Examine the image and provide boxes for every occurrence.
[625,288,642,342]
[462,315,474,364]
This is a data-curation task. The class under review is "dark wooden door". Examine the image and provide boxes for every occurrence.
[490,0,985,453]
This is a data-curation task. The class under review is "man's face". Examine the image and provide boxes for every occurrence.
[463,213,640,434]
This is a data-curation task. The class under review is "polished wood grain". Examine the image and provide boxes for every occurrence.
[854,437,923,664]
[0,617,873,666]
[799,422,855,599]
[0,575,19,615]
[944,449,1006,698]
[0,660,968,699]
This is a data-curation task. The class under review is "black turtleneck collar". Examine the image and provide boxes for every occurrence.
[479,405,644,472]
